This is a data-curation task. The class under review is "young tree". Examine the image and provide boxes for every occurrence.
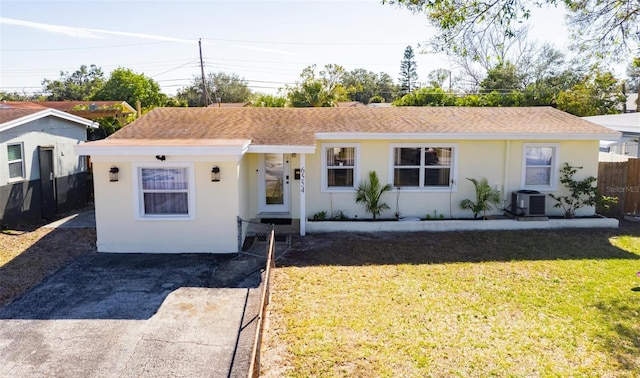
[91,68,166,109]
[399,46,419,95]
[42,64,105,101]
[460,178,502,220]
[355,171,393,220]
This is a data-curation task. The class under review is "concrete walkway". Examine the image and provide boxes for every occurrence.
[44,208,96,228]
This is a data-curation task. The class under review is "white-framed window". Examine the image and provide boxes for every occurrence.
[133,163,196,220]
[7,143,25,180]
[522,143,559,190]
[389,143,457,191]
[321,143,360,191]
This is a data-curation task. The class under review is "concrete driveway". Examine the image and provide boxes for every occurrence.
[0,252,263,377]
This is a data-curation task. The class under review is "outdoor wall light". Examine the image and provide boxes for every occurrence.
[211,166,221,182]
[155,155,166,161]
[109,166,119,182]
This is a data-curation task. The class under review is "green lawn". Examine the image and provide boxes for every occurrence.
[264,225,640,377]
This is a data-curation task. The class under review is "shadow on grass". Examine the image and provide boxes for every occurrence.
[282,225,640,267]
[595,298,640,372]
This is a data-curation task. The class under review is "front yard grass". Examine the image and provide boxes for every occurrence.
[263,224,640,377]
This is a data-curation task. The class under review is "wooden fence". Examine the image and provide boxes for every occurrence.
[248,229,276,378]
[597,158,640,215]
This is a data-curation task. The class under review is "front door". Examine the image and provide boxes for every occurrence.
[38,146,56,219]
[259,153,290,213]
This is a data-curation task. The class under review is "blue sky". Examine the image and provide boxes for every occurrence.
[0,0,620,97]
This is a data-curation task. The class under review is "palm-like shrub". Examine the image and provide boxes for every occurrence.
[355,171,393,220]
[460,178,502,219]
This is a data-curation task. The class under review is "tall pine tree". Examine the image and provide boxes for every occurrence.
[399,46,418,95]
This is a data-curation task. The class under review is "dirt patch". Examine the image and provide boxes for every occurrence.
[0,227,96,306]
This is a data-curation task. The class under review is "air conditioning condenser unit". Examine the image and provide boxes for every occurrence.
[511,190,546,216]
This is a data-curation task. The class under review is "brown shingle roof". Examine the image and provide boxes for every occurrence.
[107,106,618,147]
[0,101,50,124]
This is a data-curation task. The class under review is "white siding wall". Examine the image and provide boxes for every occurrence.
[0,117,87,185]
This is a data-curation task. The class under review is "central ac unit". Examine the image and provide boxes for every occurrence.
[511,190,546,216]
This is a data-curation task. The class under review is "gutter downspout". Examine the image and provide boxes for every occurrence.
[503,140,511,208]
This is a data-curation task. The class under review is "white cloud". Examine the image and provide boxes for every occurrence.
[1,17,296,55]
[0,17,106,39]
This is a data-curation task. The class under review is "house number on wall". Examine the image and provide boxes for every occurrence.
[300,167,305,193]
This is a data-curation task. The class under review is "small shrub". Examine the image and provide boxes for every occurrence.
[312,211,327,221]
[460,178,502,219]
[355,171,393,220]
[331,210,349,220]
[549,163,617,218]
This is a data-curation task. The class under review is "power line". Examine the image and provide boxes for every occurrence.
[200,37,408,46]
[151,59,199,78]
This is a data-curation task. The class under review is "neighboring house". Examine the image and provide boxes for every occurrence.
[75,107,618,254]
[206,102,251,108]
[584,113,640,160]
[337,102,367,108]
[1,101,98,226]
[625,93,638,113]
[37,100,137,123]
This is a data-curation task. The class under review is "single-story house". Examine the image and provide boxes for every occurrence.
[1,101,98,226]
[585,113,640,160]
[75,106,619,254]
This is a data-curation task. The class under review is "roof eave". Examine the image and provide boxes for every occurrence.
[247,145,316,154]
[315,132,621,141]
[74,140,252,157]
[0,109,99,132]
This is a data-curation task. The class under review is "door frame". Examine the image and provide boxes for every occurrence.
[38,146,57,219]
[258,153,290,213]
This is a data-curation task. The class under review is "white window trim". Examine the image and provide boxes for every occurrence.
[388,143,458,192]
[132,162,196,220]
[320,143,361,192]
[7,142,25,182]
[521,143,560,191]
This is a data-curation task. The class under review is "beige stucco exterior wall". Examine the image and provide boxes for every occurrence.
[92,157,240,253]
[505,140,600,217]
[303,139,600,220]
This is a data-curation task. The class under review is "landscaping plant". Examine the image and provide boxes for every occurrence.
[355,171,392,220]
[549,163,616,218]
[459,177,502,219]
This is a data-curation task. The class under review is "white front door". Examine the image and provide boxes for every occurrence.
[259,153,290,213]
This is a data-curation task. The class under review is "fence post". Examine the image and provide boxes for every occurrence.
[237,216,242,253]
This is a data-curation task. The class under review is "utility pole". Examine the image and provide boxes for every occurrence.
[199,38,209,107]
